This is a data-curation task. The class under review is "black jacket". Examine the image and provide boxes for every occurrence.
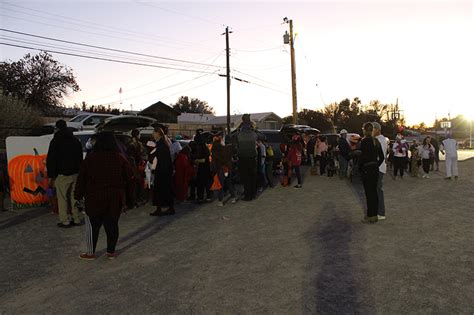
[46,129,83,178]
[338,137,350,160]
[359,137,384,173]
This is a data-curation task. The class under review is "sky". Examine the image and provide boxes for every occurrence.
[0,0,473,126]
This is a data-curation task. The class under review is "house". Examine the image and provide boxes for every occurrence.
[207,112,282,130]
[139,101,180,123]
[177,113,215,124]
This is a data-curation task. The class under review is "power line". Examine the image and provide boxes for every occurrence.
[2,2,221,51]
[0,36,218,70]
[232,46,284,53]
[84,51,225,103]
[0,42,223,75]
[133,0,225,27]
[0,28,225,69]
[0,14,221,55]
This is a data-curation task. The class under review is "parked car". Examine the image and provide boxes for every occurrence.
[42,113,115,133]
[259,129,284,165]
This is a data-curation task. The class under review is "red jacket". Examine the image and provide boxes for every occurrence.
[288,145,303,166]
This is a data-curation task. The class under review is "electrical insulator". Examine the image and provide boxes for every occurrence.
[283,31,290,44]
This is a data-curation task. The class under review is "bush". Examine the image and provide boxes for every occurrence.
[0,93,43,148]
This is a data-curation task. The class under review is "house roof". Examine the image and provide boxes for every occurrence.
[139,101,180,116]
[207,112,281,125]
[178,113,215,123]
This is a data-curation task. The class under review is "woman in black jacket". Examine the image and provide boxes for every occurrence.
[359,123,385,223]
[149,126,175,216]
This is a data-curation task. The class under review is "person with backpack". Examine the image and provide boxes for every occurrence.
[287,134,304,188]
[265,141,275,188]
[237,114,258,201]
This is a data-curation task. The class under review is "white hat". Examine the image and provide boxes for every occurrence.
[339,129,348,134]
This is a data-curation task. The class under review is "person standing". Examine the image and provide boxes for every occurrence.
[265,142,275,188]
[149,126,175,216]
[211,138,236,206]
[46,120,84,228]
[317,136,328,175]
[409,140,421,178]
[420,137,435,178]
[74,132,135,260]
[306,135,316,168]
[392,133,408,180]
[430,136,440,171]
[194,132,212,203]
[257,139,267,190]
[441,133,459,180]
[359,123,385,224]
[372,122,387,220]
[174,146,194,202]
[338,129,350,179]
[288,134,304,188]
[237,114,258,201]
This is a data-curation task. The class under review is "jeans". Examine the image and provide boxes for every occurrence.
[377,172,385,216]
[309,154,315,167]
[260,162,268,187]
[339,156,348,179]
[293,165,302,185]
[85,214,119,254]
[217,169,235,201]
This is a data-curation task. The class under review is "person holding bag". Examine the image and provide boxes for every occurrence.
[74,132,135,260]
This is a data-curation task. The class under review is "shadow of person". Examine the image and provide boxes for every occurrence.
[303,203,374,314]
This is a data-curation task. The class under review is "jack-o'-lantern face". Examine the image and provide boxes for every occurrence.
[8,148,49,206]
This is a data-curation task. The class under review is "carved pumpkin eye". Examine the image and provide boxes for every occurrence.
[25,164,33,173]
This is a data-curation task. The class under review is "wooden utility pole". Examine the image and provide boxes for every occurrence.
[283,18,298,124]
[225,26,231,134]
[289,20,298,124]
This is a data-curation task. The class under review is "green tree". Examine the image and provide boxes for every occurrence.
[0,52,80,113]
[297,109,334,132]
[172,96,214,114]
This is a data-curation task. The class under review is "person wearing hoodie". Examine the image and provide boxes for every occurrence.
[237,114,258,201]
[46,120,84,228]
[441,133,459,180]
[74,132,135,260]
[392,133,409,179]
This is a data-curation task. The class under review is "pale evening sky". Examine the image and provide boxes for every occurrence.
[0,0,472,125]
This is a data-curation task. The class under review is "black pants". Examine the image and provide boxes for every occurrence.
[239,157,257,200]
[393,156,405,177]
[318,156,327,175]
[422,159,431,174]
[196,166,211,201]
[86,215,119,254]
[362,168,379,218]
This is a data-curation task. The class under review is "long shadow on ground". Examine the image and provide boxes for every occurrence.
[303,202,373,314]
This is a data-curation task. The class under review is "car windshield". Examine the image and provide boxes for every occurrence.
[70,115,88,122]
[264,132,283,143]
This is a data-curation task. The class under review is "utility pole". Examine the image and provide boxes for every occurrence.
[283,17,298,124]
[225,26,232,134]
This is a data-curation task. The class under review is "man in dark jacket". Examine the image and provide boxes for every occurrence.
[46,120,84,228]
[338,129,350,179]
[237,114,258,201]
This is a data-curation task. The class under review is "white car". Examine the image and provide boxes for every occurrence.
[43,113,115,133]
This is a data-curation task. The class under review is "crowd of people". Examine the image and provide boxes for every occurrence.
[2,114,460,258]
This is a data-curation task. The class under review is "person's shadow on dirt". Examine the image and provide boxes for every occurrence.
[303,203,375,314]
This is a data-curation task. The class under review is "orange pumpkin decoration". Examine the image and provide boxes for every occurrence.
[8,148,49,205]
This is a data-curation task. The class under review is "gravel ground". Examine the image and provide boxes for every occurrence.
[0,159,473,314]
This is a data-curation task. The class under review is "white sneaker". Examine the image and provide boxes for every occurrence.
[217,201,224,207]
[377,215,386,220]
[426,175,430,179]
[230,198,237,204]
